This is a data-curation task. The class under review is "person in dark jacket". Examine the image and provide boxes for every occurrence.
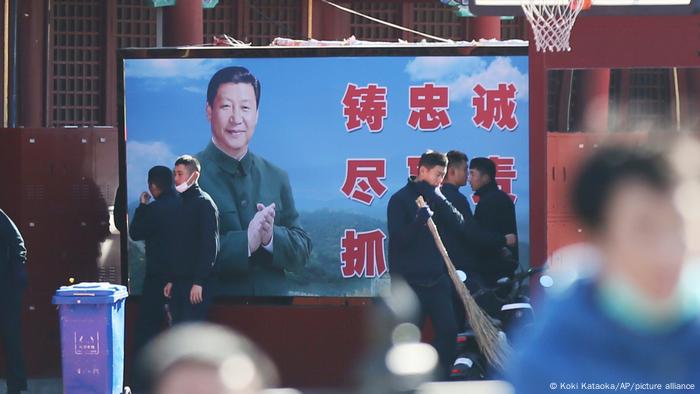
[164,155,220,323]
[0,209,28,394]
[441,151,517,277]
[387,150,465,378]
[441,151,516,328]
[441,151,477,275]
[129,166,182,356]
[469,157,519,285]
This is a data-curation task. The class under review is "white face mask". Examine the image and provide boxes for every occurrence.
[175,172,196,193]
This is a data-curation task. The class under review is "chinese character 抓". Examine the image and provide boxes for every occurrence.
[340,229,387,278]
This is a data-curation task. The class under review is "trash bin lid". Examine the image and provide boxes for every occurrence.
[52,282,129,305]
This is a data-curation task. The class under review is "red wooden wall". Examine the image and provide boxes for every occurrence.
[530,13,700,270]
[0,127,121,377]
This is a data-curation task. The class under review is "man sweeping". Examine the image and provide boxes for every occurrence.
[387,150,467,378]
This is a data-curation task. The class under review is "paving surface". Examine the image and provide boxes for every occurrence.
[0,379,63,393]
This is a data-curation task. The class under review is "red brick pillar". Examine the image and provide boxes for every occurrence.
[579,69,611,132]
[470,17,501,40]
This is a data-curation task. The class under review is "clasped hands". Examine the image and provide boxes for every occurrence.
[248,202,276,254]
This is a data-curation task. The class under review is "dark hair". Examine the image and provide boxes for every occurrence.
[447,150,468,170]
[148,166,173,192]
[175,155,201,174]
[571,146,673,230]
[206,66,261,108]
[469,157,496,180]
[418,150,448,170]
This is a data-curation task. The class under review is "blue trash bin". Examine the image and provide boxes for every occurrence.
[53,282,128,394]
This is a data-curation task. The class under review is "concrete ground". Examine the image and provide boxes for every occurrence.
[0,379,62,394]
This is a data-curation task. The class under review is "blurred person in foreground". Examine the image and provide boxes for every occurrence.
[137,322,278,394]
[508,146,700,393]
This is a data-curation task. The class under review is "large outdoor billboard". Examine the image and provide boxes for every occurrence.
[119,46,530,298]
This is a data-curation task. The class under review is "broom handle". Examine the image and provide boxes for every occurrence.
[416,195,507,369]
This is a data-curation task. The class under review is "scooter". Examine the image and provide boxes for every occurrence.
[449,266,549,380]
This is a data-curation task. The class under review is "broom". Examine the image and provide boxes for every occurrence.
[416,196,509,370]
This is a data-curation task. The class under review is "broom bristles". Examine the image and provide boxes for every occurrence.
[460,280,509,369]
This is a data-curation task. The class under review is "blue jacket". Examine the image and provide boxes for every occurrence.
[508,280,700,394]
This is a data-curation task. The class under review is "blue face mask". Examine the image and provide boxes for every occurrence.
[598,269,700,333]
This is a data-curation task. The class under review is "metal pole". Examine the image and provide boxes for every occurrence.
[9,0,17,127]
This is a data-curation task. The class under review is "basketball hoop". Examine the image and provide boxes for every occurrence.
[521,0,591,52]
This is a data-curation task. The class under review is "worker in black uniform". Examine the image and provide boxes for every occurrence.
[0,209,28,394]
[469,157,519,286]
[129,166,182,356]
[387,150,466,379]
[164,155,219,323]
[440,151,517,329]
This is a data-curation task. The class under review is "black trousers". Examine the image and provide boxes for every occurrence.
[169,280,213,324]
[410,274,458,380]
[133,274,169,358]
[0,286,27,392]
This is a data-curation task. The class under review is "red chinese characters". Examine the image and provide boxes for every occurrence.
[341,159,388,205]
[340,229,388,278]
[471,83,518,131]
[342,83,388,132]
[407,83,451,131]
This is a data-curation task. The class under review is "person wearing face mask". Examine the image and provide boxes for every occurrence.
[508,146,700,393]
[129,166,182,359]
[387,150,467,379]
[195,66,311,297]
[164,155,220,324]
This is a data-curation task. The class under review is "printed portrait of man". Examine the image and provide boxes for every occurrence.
[196,66,312,296]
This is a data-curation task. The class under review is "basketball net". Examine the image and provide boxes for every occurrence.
[521,0,591,52]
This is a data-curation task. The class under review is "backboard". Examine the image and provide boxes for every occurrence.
[468,0,699,16]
